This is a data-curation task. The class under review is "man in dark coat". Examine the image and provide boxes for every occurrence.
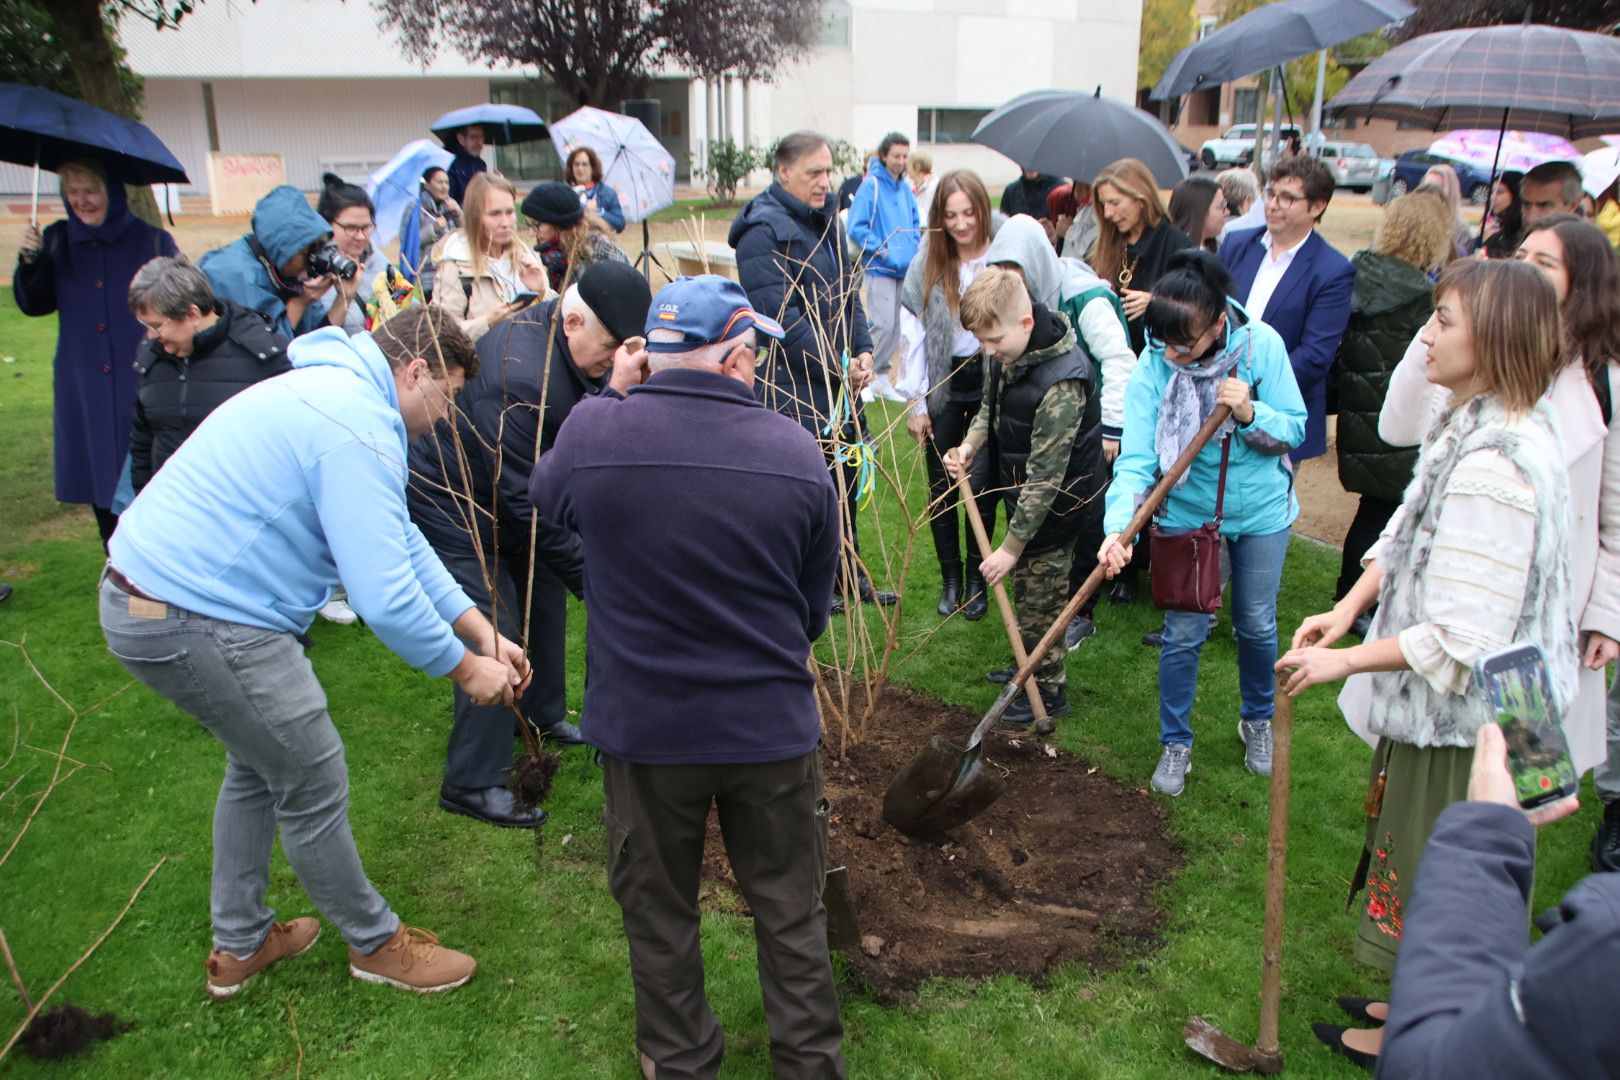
[446,126,489,206]
[1218,154,1354,463]
[1000,169,1063,220]
[729,129,894,607]
[408,261,652,828]
[128,257,293,491]
[1368,725,1613,1079]
[530,275,846,1079]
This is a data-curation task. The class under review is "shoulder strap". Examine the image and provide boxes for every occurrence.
[1212,434,1233,523]
[1595,366,1614,429]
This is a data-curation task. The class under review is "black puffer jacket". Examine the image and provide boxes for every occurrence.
[1334,251,1431,501]
[130,300,291,491]
[728,182,873,431]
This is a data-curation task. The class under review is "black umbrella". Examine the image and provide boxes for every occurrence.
[971,88,1189,188]
[1151,0,1414,100]
[1325,23,1620,139]
[0,82,189,225]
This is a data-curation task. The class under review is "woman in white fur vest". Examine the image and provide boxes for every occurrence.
[1277,259,1576,1069]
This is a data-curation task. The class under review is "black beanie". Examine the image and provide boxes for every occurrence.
[575,261,652,344]
[522,181,584,227]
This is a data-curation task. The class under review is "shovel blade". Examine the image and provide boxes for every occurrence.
[911,751,1005,833]
[881,736,968,833]
[1184,1017,1260,1073]
[823,865,861,951]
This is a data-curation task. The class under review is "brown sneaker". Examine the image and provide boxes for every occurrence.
[205,918,321,1000]
[348,924,476,994]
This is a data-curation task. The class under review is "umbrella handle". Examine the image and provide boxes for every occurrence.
[30,157,39,231]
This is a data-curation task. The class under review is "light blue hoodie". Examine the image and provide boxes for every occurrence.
[109,327,475,676]
[847,158,920,279]
[1104,301,1306,540]
[199,185,333,339]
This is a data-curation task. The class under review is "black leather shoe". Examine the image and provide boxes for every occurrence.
[986,663,1016,684]
[1107,577,1136,605]
[0,582,11,603]
[937,562,963,617]
[1335,996,1387,1026]
[1594,800,1620,872]
[439,785,547,829]
[1142,626,1165,647]
[857,576,898,607]
[538,720,587,747]
[1002,685,1070,728]
[962,569,988,621]
[1065,615,1097,650]
[1312,1023,1377,1071]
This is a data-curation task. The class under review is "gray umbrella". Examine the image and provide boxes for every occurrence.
[970,88,1189,187]
[1325,23,1620,139]
[1151,0,1415,100]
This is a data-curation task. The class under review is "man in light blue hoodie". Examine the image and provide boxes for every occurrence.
[101,306,526,1000]
[847,132,920,400]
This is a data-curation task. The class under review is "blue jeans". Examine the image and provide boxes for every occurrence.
[99,572,399,955]
[1157,527,1291,747]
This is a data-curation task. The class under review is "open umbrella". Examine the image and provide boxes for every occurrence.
[1583,144,1620,200]
[1429,129,1580,175]
[430,104,549,147]
[366,139,453,251]
[0,82,189,226]
[549,105,676,279]
[970,87,1189,188]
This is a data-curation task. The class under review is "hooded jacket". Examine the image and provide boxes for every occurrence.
[1380,801,1620,1080]
[986,215,1136,438]
[12,176,178,507]
[198,186,332,339]
[130,299,292,490]
[1335,250,1431,501]
[729,182,873,428]
[109,327,475,676]
[847,159,921,279]
[1104,300,1306,540]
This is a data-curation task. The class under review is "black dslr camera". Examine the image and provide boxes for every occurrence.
[306,240,358,282]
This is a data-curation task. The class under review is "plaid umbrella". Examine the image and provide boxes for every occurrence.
[1326,23,1620,139]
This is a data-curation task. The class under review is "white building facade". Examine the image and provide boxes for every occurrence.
[1,0,1141,195]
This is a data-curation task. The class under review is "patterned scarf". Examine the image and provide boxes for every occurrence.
[1154,325,1241,485]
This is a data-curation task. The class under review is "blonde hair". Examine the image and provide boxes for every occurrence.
[908,150,933,176]
[959,266,1032,333]
[1374,189,1454,274]
[461,172,520,279]
[1088,158,1168,288]
[1434,259,1563,415]
[58,159,108,197]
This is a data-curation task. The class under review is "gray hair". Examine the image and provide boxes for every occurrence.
[773,131,830,172]
[1522,160,1585,209]
[1216,167,1260,213]
[645,330,755,372]
[128,256,216,319]
[559,284,601,331]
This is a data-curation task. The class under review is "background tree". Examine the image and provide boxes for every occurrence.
[378,0,821,109]
[1138,0,1198,93]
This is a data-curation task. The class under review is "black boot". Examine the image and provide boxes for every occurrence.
[1594,800,1620,872]
[937,561,963,617]
[962,566,989,621]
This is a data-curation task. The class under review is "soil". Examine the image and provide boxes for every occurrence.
[701,684,1181,1000]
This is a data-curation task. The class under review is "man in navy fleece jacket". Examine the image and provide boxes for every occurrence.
[530,275,845,1079]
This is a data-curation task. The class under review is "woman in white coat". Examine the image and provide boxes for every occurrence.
[1375,214,1620,794]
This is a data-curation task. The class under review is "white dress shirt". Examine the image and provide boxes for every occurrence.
[1244,229,1310,321]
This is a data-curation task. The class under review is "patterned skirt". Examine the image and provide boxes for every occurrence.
[1350,737,1475,975]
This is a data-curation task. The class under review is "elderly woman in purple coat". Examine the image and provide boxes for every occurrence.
[14,159,178,545]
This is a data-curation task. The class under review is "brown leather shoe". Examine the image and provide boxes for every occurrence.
[349,924,476,994]
[205,918,321,1000]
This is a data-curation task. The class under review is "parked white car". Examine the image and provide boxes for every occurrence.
[1199,124,1302,170]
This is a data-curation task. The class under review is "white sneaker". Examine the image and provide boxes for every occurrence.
[319,598,359,625]
[859,385,876,404]
[871,374,906,402]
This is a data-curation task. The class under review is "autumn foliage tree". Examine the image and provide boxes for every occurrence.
[377,0,824,108]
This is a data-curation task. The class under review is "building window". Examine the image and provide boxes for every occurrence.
[818,1,851,48]
[917,107,992,145]
[490,81,573,180]
[1232,88,1260,125]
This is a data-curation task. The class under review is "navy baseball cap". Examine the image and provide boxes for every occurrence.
[644,275,785,354]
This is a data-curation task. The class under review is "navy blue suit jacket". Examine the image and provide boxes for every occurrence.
[1218,226,1354,461]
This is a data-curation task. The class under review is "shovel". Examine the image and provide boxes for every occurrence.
[882,405,1233,836]
[1184,672,1293,1074]
[958,473,1050,734]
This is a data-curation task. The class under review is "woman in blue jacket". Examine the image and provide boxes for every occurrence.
[564,147,625,233]
[1098,250,1306,798]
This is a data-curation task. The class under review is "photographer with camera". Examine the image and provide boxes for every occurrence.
[198,185,353,339]
[314,173,393,336]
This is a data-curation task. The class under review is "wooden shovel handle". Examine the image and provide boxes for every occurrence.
[1256,673,1293,1058]
[957,473,1047,723]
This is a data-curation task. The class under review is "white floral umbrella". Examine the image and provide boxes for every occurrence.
[548,106,675,224]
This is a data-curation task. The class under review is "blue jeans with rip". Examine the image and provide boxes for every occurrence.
[1157,526,1291,748]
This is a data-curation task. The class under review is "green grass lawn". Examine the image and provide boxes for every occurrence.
[0,291,1604,1078]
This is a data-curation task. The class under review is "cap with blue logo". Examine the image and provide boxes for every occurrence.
[644,275,786,354]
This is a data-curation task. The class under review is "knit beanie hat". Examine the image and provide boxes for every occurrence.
[522,182,584,228]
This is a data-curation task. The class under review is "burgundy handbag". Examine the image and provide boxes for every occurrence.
[1149,435,1231,614]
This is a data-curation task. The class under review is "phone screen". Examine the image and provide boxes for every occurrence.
[510,290,541,309]
[1473,643,1579,809]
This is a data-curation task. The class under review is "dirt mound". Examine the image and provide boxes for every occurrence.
[703,684,1182,999]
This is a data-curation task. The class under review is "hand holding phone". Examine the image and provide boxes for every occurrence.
[510,290,541,309]
[1472,643,1579,810]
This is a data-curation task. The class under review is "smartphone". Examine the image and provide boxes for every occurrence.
[510,290,542,309]
[1472,643,1579,809]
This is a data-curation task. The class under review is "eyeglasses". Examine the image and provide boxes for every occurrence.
[332,221,375,237]
[1147,318,1221,357]
[1262,186,1305,209]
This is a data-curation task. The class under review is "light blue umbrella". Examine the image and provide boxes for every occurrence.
[430,104,549,147]
[367,139,453,252]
